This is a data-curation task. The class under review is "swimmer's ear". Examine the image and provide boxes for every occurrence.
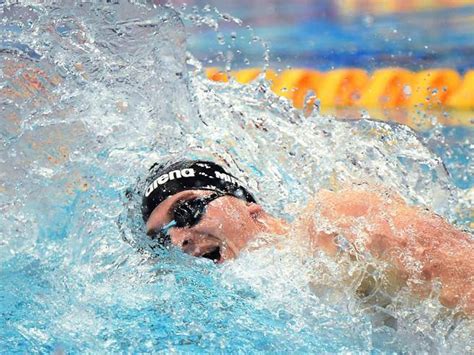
[247,202,265,220]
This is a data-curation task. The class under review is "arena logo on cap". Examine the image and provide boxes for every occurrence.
[145,168,195,197]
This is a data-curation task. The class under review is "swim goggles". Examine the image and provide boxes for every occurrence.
[152,193,225,245]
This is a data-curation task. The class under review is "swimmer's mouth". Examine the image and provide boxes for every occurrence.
[200,246,221,263]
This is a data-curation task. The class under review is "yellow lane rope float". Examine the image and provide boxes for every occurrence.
[206,67,474,128]
[338,0,474,16]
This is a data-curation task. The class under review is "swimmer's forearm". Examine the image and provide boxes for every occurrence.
[309,188,474,314]
[393,210,473,314]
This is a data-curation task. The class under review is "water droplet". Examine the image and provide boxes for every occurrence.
[217,32,225,45]
[221,13,232,22]
[303,91,319,117]
[360,110,370,119]
[56,24,71,37]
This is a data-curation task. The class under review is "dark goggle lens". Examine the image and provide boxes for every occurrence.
[173,198,207,228]
[173,193,223,228]
[152,193,223,245]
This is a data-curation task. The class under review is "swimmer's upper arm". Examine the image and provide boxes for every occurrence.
[304,187,396,256]
[316,188,386,219]
[312,187,400,241]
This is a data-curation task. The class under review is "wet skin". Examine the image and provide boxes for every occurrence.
[146,187,473,314]
[146,190,284,263]
[298,187,474,315]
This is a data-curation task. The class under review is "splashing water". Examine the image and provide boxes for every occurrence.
[1,2,472,353]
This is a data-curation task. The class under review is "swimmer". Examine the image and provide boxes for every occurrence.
[142,160,474,315]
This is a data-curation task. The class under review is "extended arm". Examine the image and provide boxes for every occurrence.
[304,186,473,314]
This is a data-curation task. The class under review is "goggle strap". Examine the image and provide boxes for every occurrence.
[162,220,177,233]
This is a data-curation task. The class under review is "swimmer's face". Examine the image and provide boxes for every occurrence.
[145,190,265,263]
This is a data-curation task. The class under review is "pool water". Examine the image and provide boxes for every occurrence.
[0,2,473,353]
[181,0,474,72]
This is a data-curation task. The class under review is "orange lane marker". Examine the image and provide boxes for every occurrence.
[409,68,462,107]
[206,67,474,113]
[446,70,474,109]
[232,68,262,84]
[316,68,369,109]
[206,68,229,82]
[357,68,415,108]
[270,69,324,109]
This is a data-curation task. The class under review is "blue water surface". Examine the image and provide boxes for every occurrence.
[182,0,474,72]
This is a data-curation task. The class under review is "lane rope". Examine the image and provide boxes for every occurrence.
[206,67,474,110]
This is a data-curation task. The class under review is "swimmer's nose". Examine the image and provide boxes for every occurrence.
[169,230,192,250]
[180,238,195,255]
[169,230,202,255]
[174,237,209,258]
[169,230,221,261]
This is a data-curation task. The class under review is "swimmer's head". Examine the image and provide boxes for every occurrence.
[141,159,286,263]
[141,160,256,222]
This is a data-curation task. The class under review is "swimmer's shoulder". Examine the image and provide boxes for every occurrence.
[314,184,406,220]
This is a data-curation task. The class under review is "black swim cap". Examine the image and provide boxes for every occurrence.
[141,160,256,222]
